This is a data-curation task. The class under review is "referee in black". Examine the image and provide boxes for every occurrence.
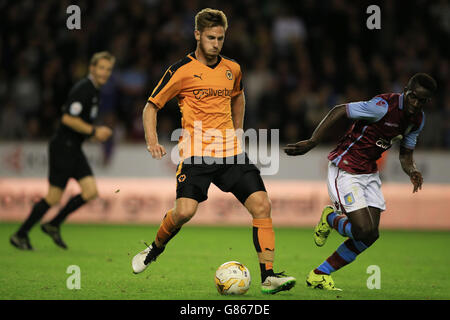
[10,51,115,250]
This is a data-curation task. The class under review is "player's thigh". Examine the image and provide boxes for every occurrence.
[222,159,267,205]
[48,140,73,190]
[73,149,97,192]
[78,176,98,201]
[368,206,381,230]
[173,197,199,224]
[176,160,213,203]
[327,162,367,214]
[346,205,382,238]
[364,173,386,212]
[346,207,372,228]
[45,185,64,206]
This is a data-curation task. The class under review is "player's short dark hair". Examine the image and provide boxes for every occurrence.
[195,8,228,32]
[407,73,437,93]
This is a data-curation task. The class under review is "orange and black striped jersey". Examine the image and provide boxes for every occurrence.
[148,52,244,159]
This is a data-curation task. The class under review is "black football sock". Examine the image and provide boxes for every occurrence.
[49,194,86,227]
[17,199,51,237]
[261,267,275,282]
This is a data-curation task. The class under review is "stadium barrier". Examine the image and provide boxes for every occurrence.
[1,178,449,230]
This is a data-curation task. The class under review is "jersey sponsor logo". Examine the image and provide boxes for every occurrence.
[375,138,391,149]
[225,70,233,80]
[376,100,386,106]
[69,101,83,116]
[193,73,203,80]
[344,192,355,205]
[193,88,233,100]
[376,134,403,149]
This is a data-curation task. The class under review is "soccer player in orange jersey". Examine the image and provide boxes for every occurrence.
[131,8,295,294]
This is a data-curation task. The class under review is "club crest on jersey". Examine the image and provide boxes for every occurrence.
[226,70,233,80]
[178,174,186,183]
[344,192,355,205]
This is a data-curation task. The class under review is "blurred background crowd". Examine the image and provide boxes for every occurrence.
[1,0,449,149]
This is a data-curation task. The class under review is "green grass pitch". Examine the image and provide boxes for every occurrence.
[1,223,449,300]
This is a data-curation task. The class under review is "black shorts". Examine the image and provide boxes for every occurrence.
[48,137,93,189]
[175,153,266,204]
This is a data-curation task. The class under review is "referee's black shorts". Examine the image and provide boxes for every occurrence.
[175,153,266,204]
[48,137,93,189]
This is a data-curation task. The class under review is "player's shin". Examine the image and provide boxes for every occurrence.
[155,209,181,248]
[315,238,369,275]
[327,212,355,239]
[17,198,51,236]
[48,194,86,227]
[252,218,275,281]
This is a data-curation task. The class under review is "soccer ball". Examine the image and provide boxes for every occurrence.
[214,261,251,295]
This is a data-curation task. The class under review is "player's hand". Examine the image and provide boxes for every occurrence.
[95,126,113,142]
[409,170,423,193]
[147,143,167,159]
[284,139,317,156]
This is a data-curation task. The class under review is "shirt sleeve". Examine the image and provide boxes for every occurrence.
[346,97,389,122]
[63,83,90,117]
[401,112,425,149]
[231,65,243,97]
[147,67,182,109]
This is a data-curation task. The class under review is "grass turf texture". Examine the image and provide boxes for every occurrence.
[1,223,449,300]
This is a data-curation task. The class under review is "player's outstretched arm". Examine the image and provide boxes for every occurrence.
[399,146,423,193]
[61,114,112,142]
[143,101,166,159]
[284,104,348,156]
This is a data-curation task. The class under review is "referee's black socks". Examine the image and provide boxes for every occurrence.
[49,194,86,227]
[17,199,51,237]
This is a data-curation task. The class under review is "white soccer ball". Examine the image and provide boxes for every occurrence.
[214,261,251,295]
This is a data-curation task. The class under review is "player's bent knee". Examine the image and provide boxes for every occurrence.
[45,187,63,206]
[82,189,98,202]
[351,225,372,242]
[358,228,379,246]
[249,198,271,219]
[173,209,195,225]
[367,230,380,245]
[44,196,59,207]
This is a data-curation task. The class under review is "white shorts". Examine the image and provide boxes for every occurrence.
[327,162,386,213]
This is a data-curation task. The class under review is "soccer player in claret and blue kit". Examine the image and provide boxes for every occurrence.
[284,73,437,290]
